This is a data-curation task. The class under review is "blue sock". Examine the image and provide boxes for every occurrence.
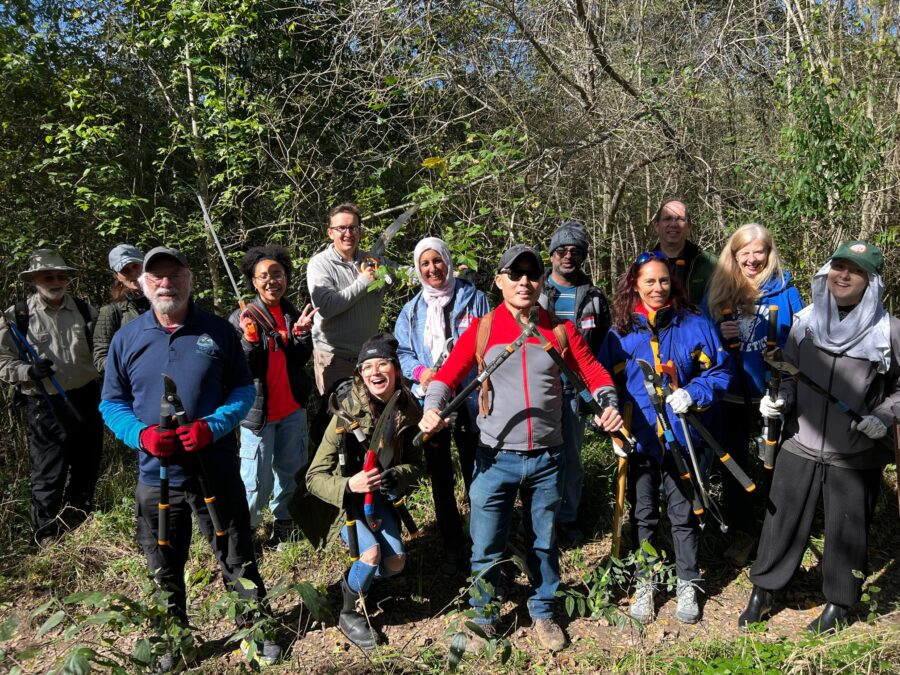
[347,560,378,594]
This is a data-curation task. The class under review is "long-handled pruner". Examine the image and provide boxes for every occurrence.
[413,310,539,447]
[764,351,895,454]
[157,376,174,547]
[361,391,402,532]
[635,358,706,524]
[162,374,228,538]
[657,361,757,494]
[6,320,84,425]
[762,306,781,471]
[511,307,637,556]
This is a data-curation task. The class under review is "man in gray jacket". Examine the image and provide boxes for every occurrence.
[307,202,384,396]
[540,221,611,543]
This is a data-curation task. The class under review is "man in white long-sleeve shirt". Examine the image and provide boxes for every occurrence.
[307,202,385,395]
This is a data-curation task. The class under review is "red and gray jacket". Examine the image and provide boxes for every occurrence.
[424,304,615,451]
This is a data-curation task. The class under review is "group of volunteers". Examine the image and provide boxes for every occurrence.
[0,197,896,668]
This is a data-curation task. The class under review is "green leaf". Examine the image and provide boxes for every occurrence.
[133,638,151,666]
[36,610,66,638]
[448,632,467,672]
[0,615,17,642]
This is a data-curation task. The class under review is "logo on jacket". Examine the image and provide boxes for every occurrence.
[195,334,218,357]
[581,316,596,329]
[458,313,475,331]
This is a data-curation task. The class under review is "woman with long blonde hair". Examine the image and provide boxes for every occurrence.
[702,224,803,566]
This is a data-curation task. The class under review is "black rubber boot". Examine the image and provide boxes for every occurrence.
[806,602,849,634]
[339,576,379,650]
[738,586,773,630]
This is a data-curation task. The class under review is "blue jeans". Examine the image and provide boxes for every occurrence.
[557,392,587,524]
[468,444,563,624]
[239,407,308,527]
[341,493,405,574]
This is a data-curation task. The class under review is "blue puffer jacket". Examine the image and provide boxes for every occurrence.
[395,279,490,417]
[598,308,731,463]
[700,271,804,398]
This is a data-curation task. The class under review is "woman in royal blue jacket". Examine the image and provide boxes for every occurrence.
[394,237,490,574]
[598,251,730,626]
[702,224,803,566]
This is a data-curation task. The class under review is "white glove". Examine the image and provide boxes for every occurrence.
[759,395,784,420]
[851,415,887,440]
[666,388,693,415]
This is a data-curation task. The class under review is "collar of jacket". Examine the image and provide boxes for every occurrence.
[631,305,678,333]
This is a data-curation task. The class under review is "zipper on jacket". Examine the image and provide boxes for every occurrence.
[522,338,533,450]
[819,352,836,461]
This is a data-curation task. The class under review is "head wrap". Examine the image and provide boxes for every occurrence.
[413,237,456,363]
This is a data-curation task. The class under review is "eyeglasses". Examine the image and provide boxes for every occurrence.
[145,271,186,282]
[360,359,393,376]
[254,272,286,282]
[658,215,687,224]
[501,267,543,282]
[553,246,584,259]
[633,251,669,266]
[329,225,361,235]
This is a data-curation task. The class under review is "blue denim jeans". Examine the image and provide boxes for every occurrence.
[557,391,587,524]
[239,407,308,527]
[468,444,563,624]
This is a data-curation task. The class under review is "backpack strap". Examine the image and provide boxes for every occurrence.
[14,300,29,338]
[73,297,94,351]
[474,310,495,417]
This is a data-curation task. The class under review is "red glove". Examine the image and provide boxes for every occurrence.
[140,425,178,458]
[176,419,213,452]
[239,311,259,343]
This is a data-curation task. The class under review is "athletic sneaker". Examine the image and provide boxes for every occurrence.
[675,579,700,624]
[239,638,282,666]
[629,580,654,624]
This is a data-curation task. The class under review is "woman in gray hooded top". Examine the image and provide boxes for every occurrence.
[740,241,900,635]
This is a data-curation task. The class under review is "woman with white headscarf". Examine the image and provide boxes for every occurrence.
[740,241,900,635]
[395,237,490,574]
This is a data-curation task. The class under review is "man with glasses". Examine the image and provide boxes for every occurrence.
[100,246,281,668]
[539,222,611,545]
[0,249,101,547]
[307,202,385,396]
[651,199,717,304]
[419,245,623,652]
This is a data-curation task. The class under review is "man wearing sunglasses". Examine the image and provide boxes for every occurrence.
[307,202,385,397]
[419,244,622,653]
[539,221,612,546]
[651,199,717,304]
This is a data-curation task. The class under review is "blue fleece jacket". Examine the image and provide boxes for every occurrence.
[597,308,731,463]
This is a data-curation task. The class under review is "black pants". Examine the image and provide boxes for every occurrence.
[136,455,266,625]
[719,400,761,535]
[750,451,881,607]
[27,380,103,539]
[629,452,701,581]
[424,405,477,551]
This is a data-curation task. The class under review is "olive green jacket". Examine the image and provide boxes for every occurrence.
[292,380,424,549]
[92,295,150,372]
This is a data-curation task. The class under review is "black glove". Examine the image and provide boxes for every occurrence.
[379,468,400,494]
[27,358,55,381]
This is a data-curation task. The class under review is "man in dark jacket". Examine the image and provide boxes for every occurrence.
[651,199,717,304]
[539,221,611,543]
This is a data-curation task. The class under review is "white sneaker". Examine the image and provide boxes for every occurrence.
[629,580,654,624]
[675,579,700,624]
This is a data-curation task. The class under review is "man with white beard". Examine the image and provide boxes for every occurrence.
[100,246,281,669]
[0,249,102,547]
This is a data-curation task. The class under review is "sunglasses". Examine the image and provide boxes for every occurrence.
[501,267,543,282]
[633,250,669,266]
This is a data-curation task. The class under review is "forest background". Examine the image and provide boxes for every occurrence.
[1,1,900,673]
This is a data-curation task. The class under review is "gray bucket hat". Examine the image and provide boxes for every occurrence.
[19,249,77,281]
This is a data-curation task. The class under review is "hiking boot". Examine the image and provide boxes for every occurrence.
[339,576,379,650]
[557,522,585,546]
[806,603,849,635]
[629,580,654,624]
[239,638,282,666]
[723,530,756,567]
[738,586,773,630]
[271,519,296,549]
[439,546,466,577]
[675,579,700,624]
[533,618,567,651]
[462,623,496,654]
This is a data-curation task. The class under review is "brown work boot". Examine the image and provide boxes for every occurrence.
[533,618,567,651]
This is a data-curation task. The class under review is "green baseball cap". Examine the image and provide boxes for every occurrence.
[19,249,77,281]
[830,240,883,275]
